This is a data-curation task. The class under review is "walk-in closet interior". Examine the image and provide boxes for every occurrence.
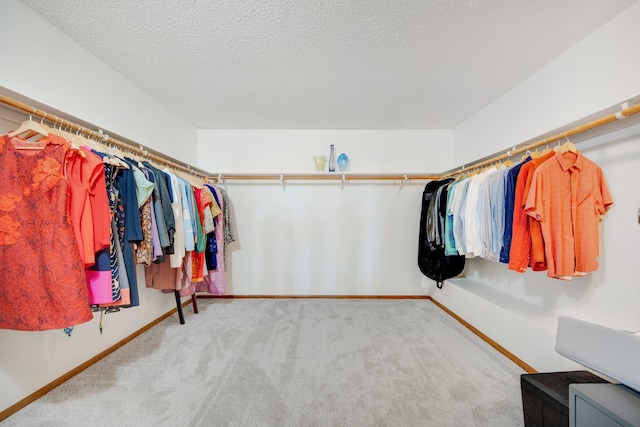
[2,1,640,425]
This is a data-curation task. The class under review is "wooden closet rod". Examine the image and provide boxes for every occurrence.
[0,93,438,183]
[442,101,640,178]
[9,93,637,184]
[214,173,439,182]
[0,93,211,179]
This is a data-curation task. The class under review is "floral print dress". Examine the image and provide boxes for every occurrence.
[0,135,92,331]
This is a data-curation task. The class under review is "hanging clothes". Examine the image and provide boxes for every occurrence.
[476,165,507,261]
[136,195,154,266]
[163,170,186,268]
[443,179,464,256]
[451,177,471,255]
[114,160,142,306]
[525,150,613,279]
[508,151,555,272]
[142,162,175,255]
[176,184,229,297]
[66,149,96,267]
[67,146,114,304]
[88,154,125,307]
[0,134,92,331]
[200,185,227,295]
[499,157,532,264]
[191,187,206,282]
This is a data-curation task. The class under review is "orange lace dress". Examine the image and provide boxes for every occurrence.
[0,134,92,331]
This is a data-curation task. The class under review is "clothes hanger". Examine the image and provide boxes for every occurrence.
[8,110,50,142]
[8,114,51,151]
[541,142,552,155]
[500,149,514,168]
[48,116,63,137]
[26,113,53,140]
[176,169,201,188]
[70,126,94,150]
[95,137,129,169]
[560,134,578,154]
[49,117,85,157]
[62,126,86,149]
[518,149,529,162]
[103,153,130,169]
[529,146,541,158]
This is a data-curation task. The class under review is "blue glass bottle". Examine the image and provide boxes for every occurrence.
[337,153,349,172]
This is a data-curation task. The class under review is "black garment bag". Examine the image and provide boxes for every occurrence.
[418,179,465,289]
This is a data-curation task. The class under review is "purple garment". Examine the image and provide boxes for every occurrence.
[149,198,164,260]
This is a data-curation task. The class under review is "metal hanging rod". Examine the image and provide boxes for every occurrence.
[0,93,211,179]
[441,100,640,178]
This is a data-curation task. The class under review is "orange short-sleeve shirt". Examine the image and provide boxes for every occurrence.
[525,151,612,279]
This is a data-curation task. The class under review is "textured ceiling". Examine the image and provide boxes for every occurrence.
[20,0,637,129]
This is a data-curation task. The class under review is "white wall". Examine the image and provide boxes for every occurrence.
[442,1,640,372]
[199,129,451,174]
[198,130,453,295]
[3,0,639,415]
[454,1,640,166]
[0,0,198,164]
[0,0,199,414]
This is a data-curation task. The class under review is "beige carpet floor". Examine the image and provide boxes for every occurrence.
[3,298,525,426]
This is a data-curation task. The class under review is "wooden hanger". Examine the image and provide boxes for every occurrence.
[103,155,130,170]
[529,148,541,158]
[8,115,52,150]
[49,119,85,157]
[8,114,50,141]
[176,168,202,188]
[560,135,577,154]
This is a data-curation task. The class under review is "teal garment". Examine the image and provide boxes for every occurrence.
[131,164,154,207]
[444,180,459,256]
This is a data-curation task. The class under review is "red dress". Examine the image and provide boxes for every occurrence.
[0,135,92,331]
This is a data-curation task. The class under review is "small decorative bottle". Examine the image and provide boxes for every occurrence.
[337,153,349,172]
[328,144,336,172]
